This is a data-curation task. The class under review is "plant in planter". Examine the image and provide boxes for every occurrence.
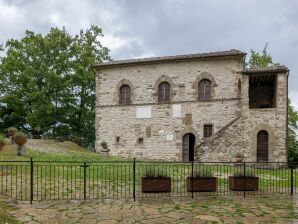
[14,131,27,156]
[141,167,171,193]
[6,127,17,137]
[0,135,7,151]
[100,141,110,152]
[234,152,244,163]
[187,167,217,192]
[229,167,259,191]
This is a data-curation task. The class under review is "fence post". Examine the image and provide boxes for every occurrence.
[83,162,87,201]
[133,158,136,202]
[191,161,194,199]
[30,157,33,204]
[291,164,294,196]
[243,162,246,198]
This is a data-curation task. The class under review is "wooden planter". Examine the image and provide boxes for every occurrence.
[229,176,259,191]
[0,144,4,151]
[187,177,217,192]
[14,137,27,145]
[141,177,171,193]
[7,131,16,137]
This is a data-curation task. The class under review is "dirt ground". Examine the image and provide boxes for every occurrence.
[1,195,298,224]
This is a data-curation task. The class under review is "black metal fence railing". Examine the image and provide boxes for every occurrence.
[0,159,297,203]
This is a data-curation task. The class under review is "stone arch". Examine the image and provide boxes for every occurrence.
[114,78,135,104]
[153,75,176,103]
[192,72,216,100]
[178,127,200,161]
[250,124,275,162]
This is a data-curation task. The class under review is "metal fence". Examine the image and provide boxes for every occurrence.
[0,159,297,203]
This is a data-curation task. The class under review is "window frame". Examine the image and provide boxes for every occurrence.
[198,79,212,101]
[203,124,213,138]
[158,81,171,103]
[119,84,131,105]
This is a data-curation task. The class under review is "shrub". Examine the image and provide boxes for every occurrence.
[14,131,27,139]
[0,135,7,145]
[143,167,169,178]
[233,167,255,177]
[7,127,17,133]
[193,167,213,177]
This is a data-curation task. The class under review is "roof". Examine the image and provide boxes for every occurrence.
[92,49,246,69]
[241,65,289,74]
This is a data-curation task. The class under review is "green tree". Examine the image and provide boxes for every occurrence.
[248,45,298,162]
[0,26,110,148]
[248,43,273,68]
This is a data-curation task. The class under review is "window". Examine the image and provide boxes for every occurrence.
[158,81,170,102]
[198,79,211,100]
[116,137,120,144]
[119,85,131,105]
[138,138,144,145]
[204,125,213,138]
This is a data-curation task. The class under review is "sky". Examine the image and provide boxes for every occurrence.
[0,0,297,108]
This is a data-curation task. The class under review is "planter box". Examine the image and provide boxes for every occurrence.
[141,177,171,193]
[229,176,259,191]
[15,137,27,145]
[187,177,217,192]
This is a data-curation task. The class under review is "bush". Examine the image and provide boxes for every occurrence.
[143,167,169,178]
[14,131,27,139]
[193,167,213,177]
[233,167,255,177]
[0,135,7,145]
[7,127,17,133]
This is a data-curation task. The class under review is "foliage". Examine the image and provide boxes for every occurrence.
[288,100,298,162]
[193,167,213,177]
[0,135,7,145]
[248,43,273,68]
[143,167,169,178]
[14,131,27,139]
[233,167,255,177]
[7,127,17,133]
[0,26,110,148]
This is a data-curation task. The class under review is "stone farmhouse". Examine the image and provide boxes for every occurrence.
[93,49,289,162]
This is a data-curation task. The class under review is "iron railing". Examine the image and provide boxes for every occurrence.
[0,159,296,203]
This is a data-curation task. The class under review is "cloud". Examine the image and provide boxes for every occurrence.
[1,0,298,108]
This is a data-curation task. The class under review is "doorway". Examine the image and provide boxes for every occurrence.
[257,130,269,162]
[182,133,195,162]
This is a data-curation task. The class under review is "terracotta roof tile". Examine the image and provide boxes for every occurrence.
[241,65,289,74]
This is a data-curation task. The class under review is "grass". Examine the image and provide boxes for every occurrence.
[0,199,20,224]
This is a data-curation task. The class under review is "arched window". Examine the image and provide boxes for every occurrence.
[257,130,269,162]
[119,85,131,105]
[158,81,170,102]
[198,79,211,100]
[237,79,241,97]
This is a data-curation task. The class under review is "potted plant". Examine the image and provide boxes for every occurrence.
[14,131,27,145]
[0,135,7,151]
[6,127,17,137]
[100,141,109,152]
[234,152,244,163]
[187,167,217,192]
[229,167,258,191]
[141,167,171,193]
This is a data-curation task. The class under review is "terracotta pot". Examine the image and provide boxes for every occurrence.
[14,137,27,145]
[0,144,4,151]
[235,157,244,163]
[141,177,171,193]
[187,177,217,192]
[229,176,259,191]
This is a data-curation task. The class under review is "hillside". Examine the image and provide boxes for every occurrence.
[0,139,122,162]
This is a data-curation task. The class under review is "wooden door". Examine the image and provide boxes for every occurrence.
[257,130,269,162]
[182,134,190,162]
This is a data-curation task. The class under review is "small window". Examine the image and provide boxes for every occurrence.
[119,85,131,105]
[158,82,170,102]
[138,138,144,145]
[204,125,213,138]
[116,137,120,144]
[198,79,211,101]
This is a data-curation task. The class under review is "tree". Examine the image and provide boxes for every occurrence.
[247,45,298,162]
[0,26,110,148]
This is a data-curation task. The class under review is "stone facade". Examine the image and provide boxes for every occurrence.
[94,50,289,162]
